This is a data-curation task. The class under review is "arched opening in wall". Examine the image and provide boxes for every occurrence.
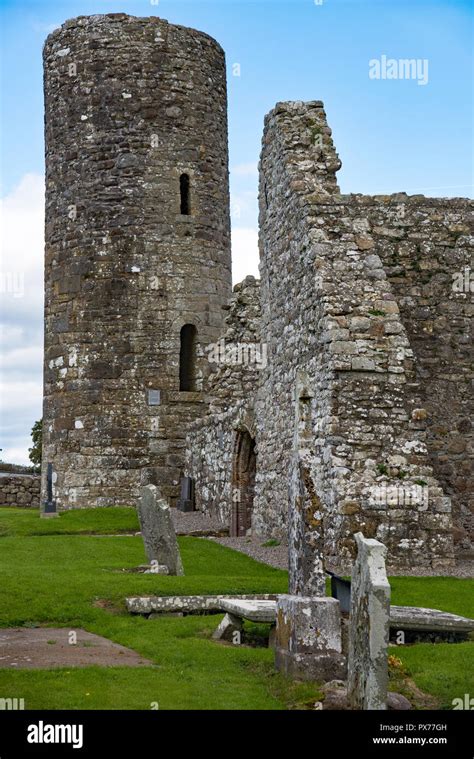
[179,173,191,215]
[231,430,257,537]
[179,324,197,391]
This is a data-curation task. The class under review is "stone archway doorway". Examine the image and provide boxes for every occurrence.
[231,430,256,537]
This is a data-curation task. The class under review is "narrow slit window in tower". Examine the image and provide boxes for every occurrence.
[180,324,197,391]
[180,173,191,215]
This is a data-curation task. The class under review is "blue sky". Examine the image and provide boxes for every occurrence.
[0,0,473,464]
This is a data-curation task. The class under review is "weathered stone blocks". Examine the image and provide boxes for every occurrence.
[42,14,232,510]
[0,474,41,508]
[275,596,346,682]
[137,485,184,575]
[348,533,391,710]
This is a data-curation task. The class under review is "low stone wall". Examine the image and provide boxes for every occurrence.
[0,474,41,508]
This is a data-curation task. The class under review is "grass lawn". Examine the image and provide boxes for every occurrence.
[0,506,140,537]
[0,507,472,709]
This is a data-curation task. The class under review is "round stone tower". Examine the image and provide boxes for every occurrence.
[41,14,232,509]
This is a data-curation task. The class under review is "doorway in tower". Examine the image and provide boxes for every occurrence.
[231,430,256,537]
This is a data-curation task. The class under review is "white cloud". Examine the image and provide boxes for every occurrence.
[31,20,61,35]
[0,174,44,465]
[1,346,44,377]
[231,162,258,177]
[1,447,32,467]
[231,227,259,284]
[1,381,43,414]
[230,190,258,223]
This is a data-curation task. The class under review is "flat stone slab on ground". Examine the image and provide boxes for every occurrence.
[126,594,277,615]
[390,606,474,633]
[219,599,277,622]
[0,628,152,669]
[126,595,474,635]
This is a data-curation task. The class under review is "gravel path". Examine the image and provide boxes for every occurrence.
[171,509,228,536]
[385,560,474,579]
[209,535,289,570]
[172,509,474,578]
[208,535,473,578]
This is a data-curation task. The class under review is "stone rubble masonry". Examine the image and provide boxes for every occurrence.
[185,275,262,525]
[256,101,462,569]
[41,12,471,567]
[187,99,472,568]
[41,14,232,510]
[0,475,41,508]
[348,533,391,710]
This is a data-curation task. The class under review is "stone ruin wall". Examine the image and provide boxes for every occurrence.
[42,14,231,510]
[186,100,471,566]
[256,101,457,569]
[365,199,473,553]
[185,276,261,523]
[0,475,41,508]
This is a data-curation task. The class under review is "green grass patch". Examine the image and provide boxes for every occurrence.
[0,506,139,537]
[0,507,472,710]
[389,576,474,619]
[390,643,474,709]
[0,534,288,627]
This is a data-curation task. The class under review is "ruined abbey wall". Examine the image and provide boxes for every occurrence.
[185,276,261,523]
[40,14,471,564]
[42,14,231,510]
[196,99,459,569]
[188,102,467,569]
[366,200,473,552]
[185,100,471,566]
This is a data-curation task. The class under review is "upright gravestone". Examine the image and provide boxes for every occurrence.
[137,485,184,576]
[348,532,391,710]
[177,476,195,512]
[275,392,346,680]
[41,463,58,519]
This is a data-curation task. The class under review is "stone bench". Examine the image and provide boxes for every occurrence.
[210,599,474,646]
[389,606,474,641]
[212,600,278,646]
[126,594,277,617]
[126,594,474,641]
